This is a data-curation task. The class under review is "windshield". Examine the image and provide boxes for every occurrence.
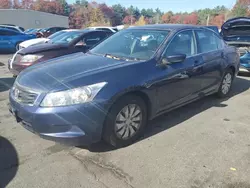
[40,28,48,32]
[49,31,83,44]
[48,30,66,39]
[24,28,33,33]
[90,29,169,61]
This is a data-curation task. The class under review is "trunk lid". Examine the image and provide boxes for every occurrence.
[221,17,250,42]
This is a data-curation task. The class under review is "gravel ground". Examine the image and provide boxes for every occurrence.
[0,54,250,188]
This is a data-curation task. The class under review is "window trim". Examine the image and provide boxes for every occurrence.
[194,28,224,55]
[161,29,198,60]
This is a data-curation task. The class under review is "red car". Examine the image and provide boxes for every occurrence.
[8,30,113,76]
[36,27,67,38]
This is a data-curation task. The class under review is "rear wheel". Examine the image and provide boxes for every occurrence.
[103,95,147,148]
[217,69,233,98]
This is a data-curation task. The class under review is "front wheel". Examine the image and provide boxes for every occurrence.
[103,95,147,148]
[217,69,233,98]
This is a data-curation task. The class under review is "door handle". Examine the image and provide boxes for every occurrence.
[193,60,204,72]
[221,52,226,58]
[174,72,189,79]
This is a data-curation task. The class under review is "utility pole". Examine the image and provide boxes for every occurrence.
[206,14,210,26]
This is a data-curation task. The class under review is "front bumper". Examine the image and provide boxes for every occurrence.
[9,92,109,146]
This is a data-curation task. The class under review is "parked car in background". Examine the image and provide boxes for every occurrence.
[221,17,250,73]
[0,28,36,52]
[2,24,25,32]
[8,30,112,76]
[9,24,239,148]
[0,24,24,33]
[18,29,77,50]
[24,28,34,33]
[36,27,68,38]
[86,26,118,33]
[26,28,42,35]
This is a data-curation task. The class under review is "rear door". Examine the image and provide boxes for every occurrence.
[194,29,225,93]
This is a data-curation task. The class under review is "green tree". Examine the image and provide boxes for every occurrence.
[112,4,126,25]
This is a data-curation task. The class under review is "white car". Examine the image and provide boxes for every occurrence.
[18,29,77,50]
[87,26,118,33]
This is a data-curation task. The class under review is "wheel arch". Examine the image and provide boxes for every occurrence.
[106,87,153,120]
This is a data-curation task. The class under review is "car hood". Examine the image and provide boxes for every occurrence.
[16,53,131,92]
[19,38,49,48]
[222,17,250,42]
[18,43,69,55]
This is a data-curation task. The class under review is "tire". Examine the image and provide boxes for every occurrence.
[217,69,234,98]
[103,95,147,148]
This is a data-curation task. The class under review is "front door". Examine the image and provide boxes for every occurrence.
[152,30,202,113]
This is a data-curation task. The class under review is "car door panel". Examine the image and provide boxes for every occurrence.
[149,56,202,114]
[152,30,203,113]
[195,29,225,94]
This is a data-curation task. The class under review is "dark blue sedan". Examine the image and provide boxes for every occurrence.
[0,28,36,52]
[9,24,240,148]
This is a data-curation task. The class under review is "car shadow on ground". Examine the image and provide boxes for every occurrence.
[0,136,19,187]
[0,77,15,92]
[85,76,250,152]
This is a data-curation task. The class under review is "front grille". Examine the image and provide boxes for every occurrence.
[12,84,39,105]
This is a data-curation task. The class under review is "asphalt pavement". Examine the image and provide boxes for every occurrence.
[0,54,250,188]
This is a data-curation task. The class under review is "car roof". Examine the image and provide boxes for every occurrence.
[89,26,116,29]
[80,29,111,33]
[61,29,81,32]
[127,24,201,31]
[0,28,19,32]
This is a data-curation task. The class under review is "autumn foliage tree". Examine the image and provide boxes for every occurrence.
[210,14,225,27]
[1,0,249,29]
[162,13,172,23]
[183,13,198,24]
[0,0,11,9]
[135,16,146,26]
[123,15,136,25]
[232,0,250,17]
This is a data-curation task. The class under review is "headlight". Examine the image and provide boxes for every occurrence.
[40,82,107,107]
[20,54,43,63]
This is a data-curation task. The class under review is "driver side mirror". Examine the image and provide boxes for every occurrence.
[160,54,186,67]
[166,54,186,63]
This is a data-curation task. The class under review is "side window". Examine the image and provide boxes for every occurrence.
[0,30,17,36]
[196,30,222,53]
[83,32,107,46]
[47,28,55,33]
[164,30,196,57]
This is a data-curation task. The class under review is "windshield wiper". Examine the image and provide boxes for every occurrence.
[104,53,123,60]
[104,53,139,61]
